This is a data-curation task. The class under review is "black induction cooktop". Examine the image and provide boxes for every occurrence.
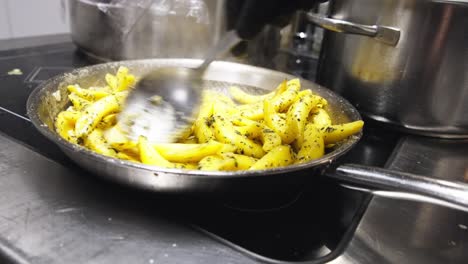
[0,42,400,263]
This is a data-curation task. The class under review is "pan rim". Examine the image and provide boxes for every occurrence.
[26,58,362,179]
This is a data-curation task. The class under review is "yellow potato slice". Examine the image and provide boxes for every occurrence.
[285,91,322,145]
[238,101,264,120]
[217,143,237,154]
[271,79,301,112]
[310,108,332,130]
[221,152,258,170]
[117,151,140,162]
[173,163,198,170]
[97,113,117,129]
[249,145,294,170]
[55,110,81,143]
[229,86,274,104]
[105,74,118,90]
[68,93,90,110]
[232,116,281,151]
[321,120,364,144]
[296,123,324,163]
[67,85,110,101]
[212,115,265,158]
[138,136,173,167]
[198,155,235,171]
[84,129,117,157]
[263,99,293,143]
[115,66,136,91]
[153,142,223,163]
[75,93,125,138]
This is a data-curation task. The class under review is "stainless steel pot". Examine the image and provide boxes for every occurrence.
[311,0,468,138]
[68,0,225,61]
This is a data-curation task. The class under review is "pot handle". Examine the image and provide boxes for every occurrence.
[333,164,468,212]
[306,13,400,46]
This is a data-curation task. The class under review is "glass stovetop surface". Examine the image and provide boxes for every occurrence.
[0,42,400,263]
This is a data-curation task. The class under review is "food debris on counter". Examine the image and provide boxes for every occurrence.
[109,235,125,240]
[458,224,467,230]
[7,68,23,75]
[55,207,81,213]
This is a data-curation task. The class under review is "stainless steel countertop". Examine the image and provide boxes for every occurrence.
[0,134,257,264]
[0,132,467,263]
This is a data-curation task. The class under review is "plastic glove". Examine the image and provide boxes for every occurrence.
[226,0,319,39]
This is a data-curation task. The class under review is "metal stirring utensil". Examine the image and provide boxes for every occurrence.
[118,31,241,144]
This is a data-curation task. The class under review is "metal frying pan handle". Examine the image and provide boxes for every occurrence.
[334,164,468,212]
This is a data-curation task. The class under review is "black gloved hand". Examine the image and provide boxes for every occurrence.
[226,0,319,40]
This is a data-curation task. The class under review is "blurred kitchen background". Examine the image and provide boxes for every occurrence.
[0,0,69,39]
[2,0,465,137]
[0,0,326,80]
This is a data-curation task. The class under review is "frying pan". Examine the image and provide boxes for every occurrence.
[26,59,468,212]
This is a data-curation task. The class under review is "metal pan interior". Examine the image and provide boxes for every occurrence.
[27,59,362,192]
